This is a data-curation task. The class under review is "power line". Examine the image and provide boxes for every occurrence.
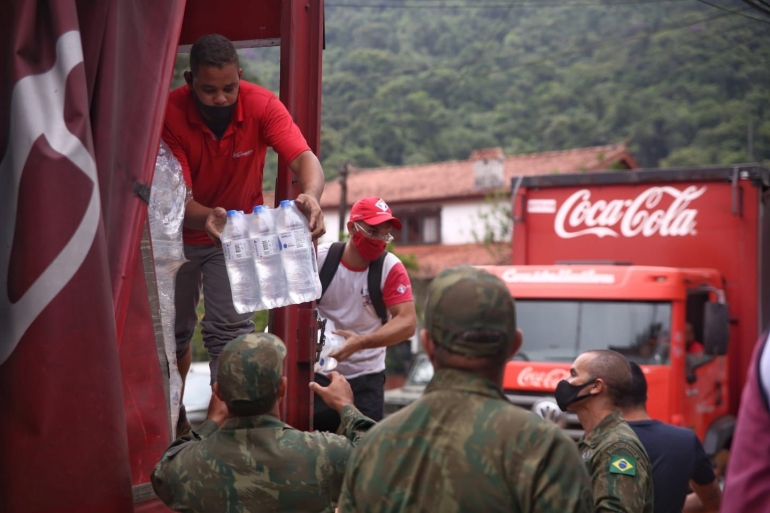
[738,0,770,17]
[327,0,690,7]
[693,0,770,24]
[323,5,756,102]
[438,0,524,95]
[449,6,749,86]
[320,3,762,117]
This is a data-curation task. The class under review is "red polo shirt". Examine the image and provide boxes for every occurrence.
[163,81,310,245]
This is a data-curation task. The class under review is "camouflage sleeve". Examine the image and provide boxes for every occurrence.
[517,426,594,513]
[323,405,376,504]
[590,441,651,513]
[150,420,219,508]
[339,405,377,442]
[335,440,362,513]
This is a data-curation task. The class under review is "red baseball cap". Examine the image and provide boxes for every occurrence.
[349,197,402,230]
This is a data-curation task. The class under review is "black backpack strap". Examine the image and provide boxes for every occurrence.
[318,242,346,304]
[368,251,389,325]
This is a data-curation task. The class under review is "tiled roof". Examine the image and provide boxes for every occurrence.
[320,143,638,208]
[469,147,505,161]
[393,242,511,279]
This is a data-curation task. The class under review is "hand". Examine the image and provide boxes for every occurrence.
[205,207,228,247]
[309,371,354,413]
[295,193,326,240]
[206,392,229,427]
[329,330,364,363]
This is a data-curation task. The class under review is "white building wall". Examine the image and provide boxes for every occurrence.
[441,199,511,245]
[319,209,348,244]
[320,198,510,246]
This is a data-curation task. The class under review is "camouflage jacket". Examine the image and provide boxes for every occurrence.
[337,368,594,513]
[151,405,375,512]
[577,410,654,513]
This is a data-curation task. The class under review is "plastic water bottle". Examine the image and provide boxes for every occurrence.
[222,210,259,314]
[276,200,322,304]
[249,205,288,309]
[315,319,343,373]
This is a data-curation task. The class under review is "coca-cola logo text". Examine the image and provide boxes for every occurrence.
[516,367,570,389]
[553,186,706,239]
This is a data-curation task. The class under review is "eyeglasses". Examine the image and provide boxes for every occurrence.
[354,222,394,242]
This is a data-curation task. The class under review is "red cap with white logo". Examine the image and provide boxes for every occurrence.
[349,197,403,230]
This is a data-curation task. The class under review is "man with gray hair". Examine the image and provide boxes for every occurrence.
[337,266,593,512]
[555,350,654,512]
[151,333,374,512]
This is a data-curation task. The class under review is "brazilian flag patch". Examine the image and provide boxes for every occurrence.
[609,455,637,476]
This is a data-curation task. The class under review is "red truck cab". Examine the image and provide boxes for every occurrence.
[485,165,770,462]
[482,265,729,444]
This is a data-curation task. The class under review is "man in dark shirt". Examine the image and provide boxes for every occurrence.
[619,362,721,513]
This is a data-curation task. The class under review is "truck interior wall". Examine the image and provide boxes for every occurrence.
[178,0,281,45]
[120,236,173,501]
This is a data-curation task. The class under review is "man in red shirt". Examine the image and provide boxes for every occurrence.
[163,34,325,430]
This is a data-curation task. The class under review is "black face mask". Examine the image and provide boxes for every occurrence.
[554,378,597,411]
[192,91,237,124]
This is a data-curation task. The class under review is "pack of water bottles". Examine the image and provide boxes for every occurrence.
[222,200,323,314]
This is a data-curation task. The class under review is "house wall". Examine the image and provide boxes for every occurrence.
[318,209,348,244]
[441,198,511,245]
[319,197,511,246]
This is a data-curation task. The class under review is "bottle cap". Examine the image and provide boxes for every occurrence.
[280,200,292,207]
[253,205,264,213]
[226,210,238,217]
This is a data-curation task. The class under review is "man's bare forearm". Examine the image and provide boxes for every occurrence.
[358,306,417,350]
[685,480,722,512]
[290,151,324,201]
[184,199,213,231]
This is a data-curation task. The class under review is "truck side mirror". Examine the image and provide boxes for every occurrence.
[703,302,730,356]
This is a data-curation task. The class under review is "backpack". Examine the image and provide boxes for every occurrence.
[318,242,388,325]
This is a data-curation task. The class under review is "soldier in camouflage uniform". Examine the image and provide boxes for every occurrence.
[555,350,654,512]
[337,266,594,513]
[151,333,376,512]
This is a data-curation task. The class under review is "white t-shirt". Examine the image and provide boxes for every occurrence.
[316,243,414,379]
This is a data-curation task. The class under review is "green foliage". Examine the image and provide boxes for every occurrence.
[387,242,419,275]
[472,188,512,245]
[171,2,770,183]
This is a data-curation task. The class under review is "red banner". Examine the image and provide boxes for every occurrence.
[0,1,184,511]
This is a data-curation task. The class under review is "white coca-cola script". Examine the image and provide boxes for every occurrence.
[553,186,706,239]
[516,367,570,389]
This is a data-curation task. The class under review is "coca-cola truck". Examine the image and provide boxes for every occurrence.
[482,164,769,464]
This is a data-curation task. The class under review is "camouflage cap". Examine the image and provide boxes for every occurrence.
[217,333,286,413]
[424,266,517,358]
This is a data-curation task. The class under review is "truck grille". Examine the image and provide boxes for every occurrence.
[504,391,584,440]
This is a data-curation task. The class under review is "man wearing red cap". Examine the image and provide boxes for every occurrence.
[314,197,417,431]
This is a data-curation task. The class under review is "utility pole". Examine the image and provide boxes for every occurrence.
[338,162,349,239]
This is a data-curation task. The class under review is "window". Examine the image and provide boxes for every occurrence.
[514,300,672,365]
[393,207,441,245]
[685,290,713,368]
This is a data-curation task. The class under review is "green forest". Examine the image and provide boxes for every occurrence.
[173,0,770,188]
